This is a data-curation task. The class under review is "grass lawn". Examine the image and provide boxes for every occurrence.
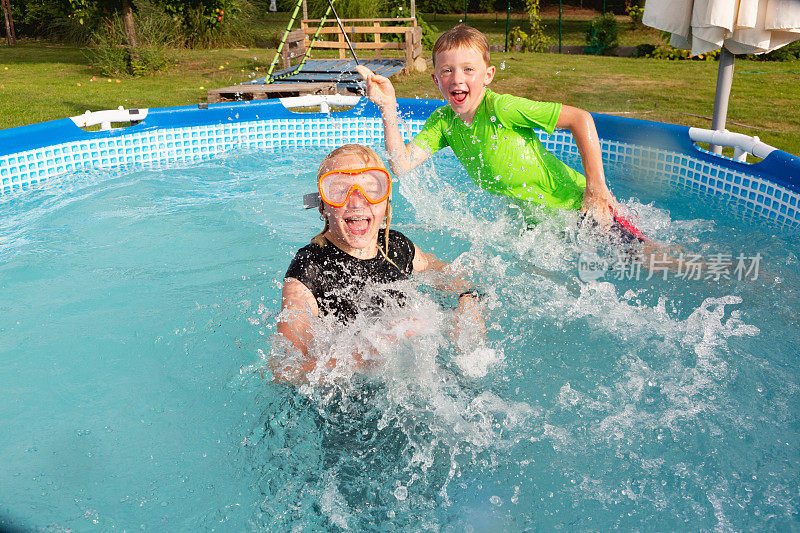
[0,9,798,155]
[0,44,279,126]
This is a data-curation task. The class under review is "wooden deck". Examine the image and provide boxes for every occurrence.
[248,58,406,93]
[209,17,420,101]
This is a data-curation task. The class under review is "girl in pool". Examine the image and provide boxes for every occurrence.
[272,144,483,384]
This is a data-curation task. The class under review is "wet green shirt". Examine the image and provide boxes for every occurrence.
[412,88,586,210]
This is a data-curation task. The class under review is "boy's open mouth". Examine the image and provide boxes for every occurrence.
[344,214,371,235]
[451,90,468,105]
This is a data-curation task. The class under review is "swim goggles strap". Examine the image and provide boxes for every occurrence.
[303,192,322,209]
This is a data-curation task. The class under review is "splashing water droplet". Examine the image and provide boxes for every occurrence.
[393,485,408,501]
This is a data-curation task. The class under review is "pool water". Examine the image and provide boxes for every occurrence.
[1,147,798,530]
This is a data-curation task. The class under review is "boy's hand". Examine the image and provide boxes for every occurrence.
[581,185,617,226]
[356,65,397,111]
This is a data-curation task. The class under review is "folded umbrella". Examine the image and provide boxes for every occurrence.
[643,0,800,154]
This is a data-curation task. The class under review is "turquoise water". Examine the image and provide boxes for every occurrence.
[1,147,798,530]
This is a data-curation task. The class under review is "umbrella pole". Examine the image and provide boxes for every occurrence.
[710,47,735,155]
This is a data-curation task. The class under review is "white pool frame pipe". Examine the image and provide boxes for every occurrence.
[688,126,776,162]
[67,96,779,165]
[70,106,149,130]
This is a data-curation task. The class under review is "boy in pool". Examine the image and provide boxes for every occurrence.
[357,24,643,239]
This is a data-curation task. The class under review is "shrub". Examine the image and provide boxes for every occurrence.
[88,1,177,77]
[635,36,800,62]
[625,1,644,28]
[11,0,94,43]
[632,43,655,57]
[635,44,720,60]
[634,32,722,61]
[584,13,619,55]
[743,41,800,61]
[416,14,438,50]
[160,0,261,48]
[522,0,549,52]
[508,26,547,53]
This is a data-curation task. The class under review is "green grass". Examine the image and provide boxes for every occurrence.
[0,44,278,126]
[1,10,798,156]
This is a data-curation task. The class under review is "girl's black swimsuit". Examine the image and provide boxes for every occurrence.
[285,229,416,323]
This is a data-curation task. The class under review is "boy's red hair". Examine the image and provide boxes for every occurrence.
[432,24,491,67]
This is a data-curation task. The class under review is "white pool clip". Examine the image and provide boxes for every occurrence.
[70,106,149,130]
[279,94,361,113]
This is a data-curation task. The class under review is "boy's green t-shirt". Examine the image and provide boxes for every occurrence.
[412,88,586,210]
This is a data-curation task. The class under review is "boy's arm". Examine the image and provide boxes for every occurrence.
[556,105,617,223]
[356,65,429,175]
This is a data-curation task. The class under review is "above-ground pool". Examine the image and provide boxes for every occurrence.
[1,97,799,530]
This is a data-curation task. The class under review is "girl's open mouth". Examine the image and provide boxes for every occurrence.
[345,215,371,235]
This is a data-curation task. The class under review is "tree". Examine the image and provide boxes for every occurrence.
[70,0,137,50]
[1,0,17,45]
[120,0,136,46]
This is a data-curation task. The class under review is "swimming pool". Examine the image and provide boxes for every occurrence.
[1,97,799,530]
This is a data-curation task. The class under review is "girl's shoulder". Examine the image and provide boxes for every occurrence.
[387,228,413,246]
[385,229,416,273]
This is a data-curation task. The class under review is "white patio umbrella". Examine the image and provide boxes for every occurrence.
[643,0,800,153]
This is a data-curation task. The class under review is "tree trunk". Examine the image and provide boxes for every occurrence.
[120,0,139,71]
[120,0,138,49]
[2,0,17,46]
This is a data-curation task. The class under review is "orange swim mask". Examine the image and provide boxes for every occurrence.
[318,167,392,208]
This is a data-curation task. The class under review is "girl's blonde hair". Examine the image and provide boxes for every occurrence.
[311,144,396,265]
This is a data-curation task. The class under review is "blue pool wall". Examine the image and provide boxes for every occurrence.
[1,97,799,228]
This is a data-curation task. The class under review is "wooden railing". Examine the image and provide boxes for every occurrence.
[279,18,423,71]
